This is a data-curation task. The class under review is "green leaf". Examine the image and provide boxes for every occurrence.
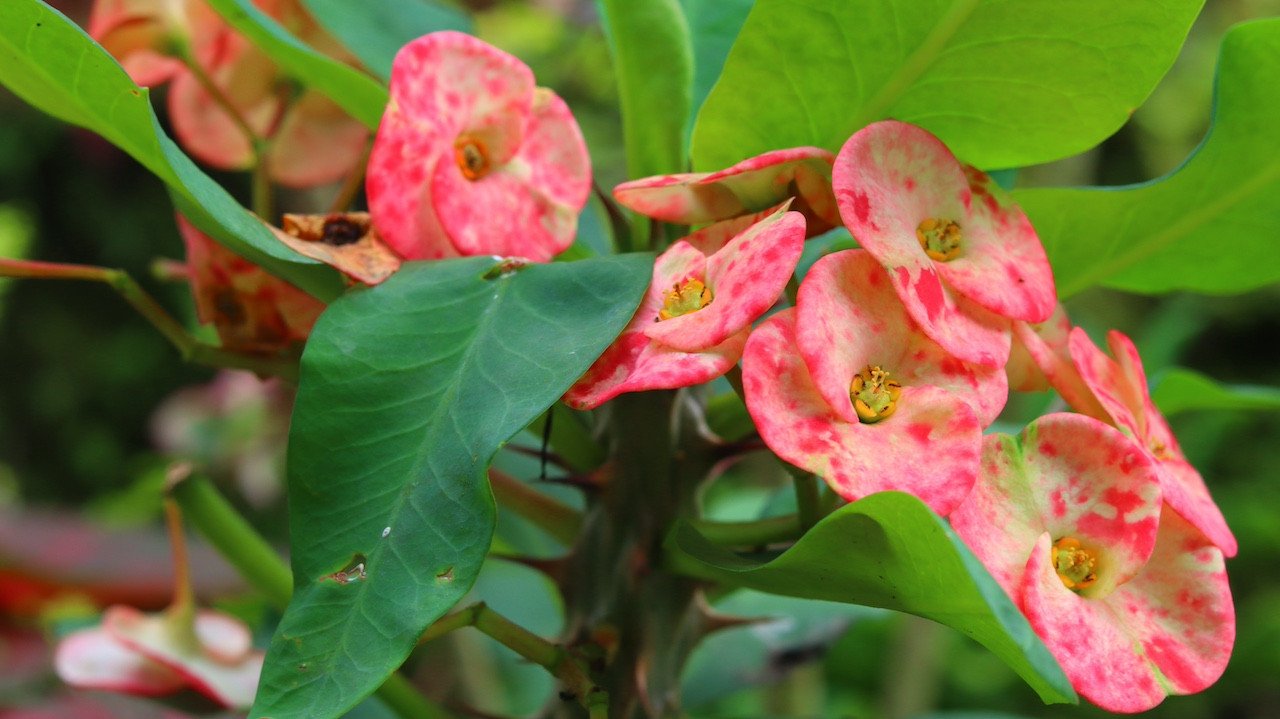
[301,0,471,82]
[680,0,753,138]
[253,255,651,719]
[0,0,341,300]
[692,0,1202,171]
[597,0,694,179]
[666,492,1077,705]
[1017,19,1280,297]
[203,0,387,130]
[1151,367,1280,416]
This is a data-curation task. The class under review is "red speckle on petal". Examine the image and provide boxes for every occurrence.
[1101,487,1146,517]
[851,191,871,224]
[1049,488,1067,518]
[1039,442,1058,457]
[907,422,932,444]
[913,270,946,322]
[905,178,916,191]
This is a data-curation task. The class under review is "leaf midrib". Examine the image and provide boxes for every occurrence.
[847,0,983,132]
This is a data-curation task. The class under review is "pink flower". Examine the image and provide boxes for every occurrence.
[741,249,988,515]
[366,31,591,262]
[1069,329,1237,557]
[1009,306,1110,420]
[565,209,805,409]
[91,0,369,187]
[613,147,840,237]
[56,606,264,708]
[951,413,1234,712]
[178,215,325,355]
[834,121,1057,367]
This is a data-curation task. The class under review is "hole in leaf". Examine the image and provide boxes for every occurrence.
[323,554,368,585]
[482,257,528,280]
[435,566,455,582]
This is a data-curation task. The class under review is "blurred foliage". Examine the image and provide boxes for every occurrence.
[1,0,1278,718]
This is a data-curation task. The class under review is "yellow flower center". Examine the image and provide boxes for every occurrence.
[657,278,713,321]
[916,217,963,261]
[1051,536,1100,591]
[849,365,902,423]
[454,136,491,181]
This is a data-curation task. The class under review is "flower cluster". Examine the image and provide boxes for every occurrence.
[578,119,1235,711]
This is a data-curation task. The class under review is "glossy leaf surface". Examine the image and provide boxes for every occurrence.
[1016,19,1280,297]
[692,0,1202,171]
[0,0,341,299]
[302,0,471,81]
[666,492,1077,704]
[252,255,650,719]
[203,0,388,130]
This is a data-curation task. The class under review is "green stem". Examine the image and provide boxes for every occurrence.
[792,472,821,531]
[327,140,373,214]
[593,182,631,254]
[688,514,802,547]
[420,602,601,712]
[526,404,607,472]
[170,473,292,609]
[488,469,583,546]
[0,259,299,380]
[881,615,946,719]
[168,472,452,719]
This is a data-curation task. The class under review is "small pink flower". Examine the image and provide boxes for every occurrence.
[951,413,1234,712]
[366,31,591,262]
[1069,328,1237,557]
[565,210,805,409]
[178,215,325,355]
[56,607,264,708]
[834,121,1057,367]
[1009,306,1110,420]
[613,147,840,237]
[741,249,988,515]
[88,0,226,86]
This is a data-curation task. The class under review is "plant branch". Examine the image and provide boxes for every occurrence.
[593,181,631,253]
[792,471,822,531]
[0,259,299,380]
[419,602,603,714]
[488,469,583,546]
[327,140,373,214]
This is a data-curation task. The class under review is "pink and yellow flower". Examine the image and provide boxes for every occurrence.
[565,210,805,409]
[741,249,989,515]
[1069,329,1237,557]
[178,215,325,355]
[951,413,1234,712]
[613,147,840,237]
[834,121,1056,367]
[366,31,591,262]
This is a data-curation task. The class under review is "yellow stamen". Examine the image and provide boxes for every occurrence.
[455,136,490,181]
[657,278,713,321]
[849,365,902,423]
[1051,536,1100,591]
[916,217,963,261]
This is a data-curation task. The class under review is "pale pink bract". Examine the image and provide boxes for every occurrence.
[366,31,591,262]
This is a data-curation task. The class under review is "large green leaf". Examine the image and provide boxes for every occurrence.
[666,492,1077,705]
[680,0,753,138]
[692,0,1202,171]
[301,0,471,82]
[597,0,694,179]
[203,0,387,130]
[252,255,651,719]
[1151,368,1280,417]
[1017,19,1280,297]
[0,0,341,300]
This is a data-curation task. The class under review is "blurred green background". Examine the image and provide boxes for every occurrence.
[1,1,1277,717]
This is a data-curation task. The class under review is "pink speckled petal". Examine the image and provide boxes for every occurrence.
[1014,318,1109,420]
[681,203,787,255]
[1021,533,1167,713]
[267,92,369,188]
[614,147,837,229]
[796,249,1006,426]
[644,210,804,352]
[54,625,185,697]
[105,606,264,709]
[743,310,981,515]
[168,70,257,171]
[1007,303,1070,393]
[951,414,1162,596]
[892,259,1011,367]
[1109,507,1234,697]
[650,240,707,295]
[562,328,747,410]
[1070,329,1237,556]
[933,166,1056,323]
[439,90,589,260]
[366,112,453,260]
